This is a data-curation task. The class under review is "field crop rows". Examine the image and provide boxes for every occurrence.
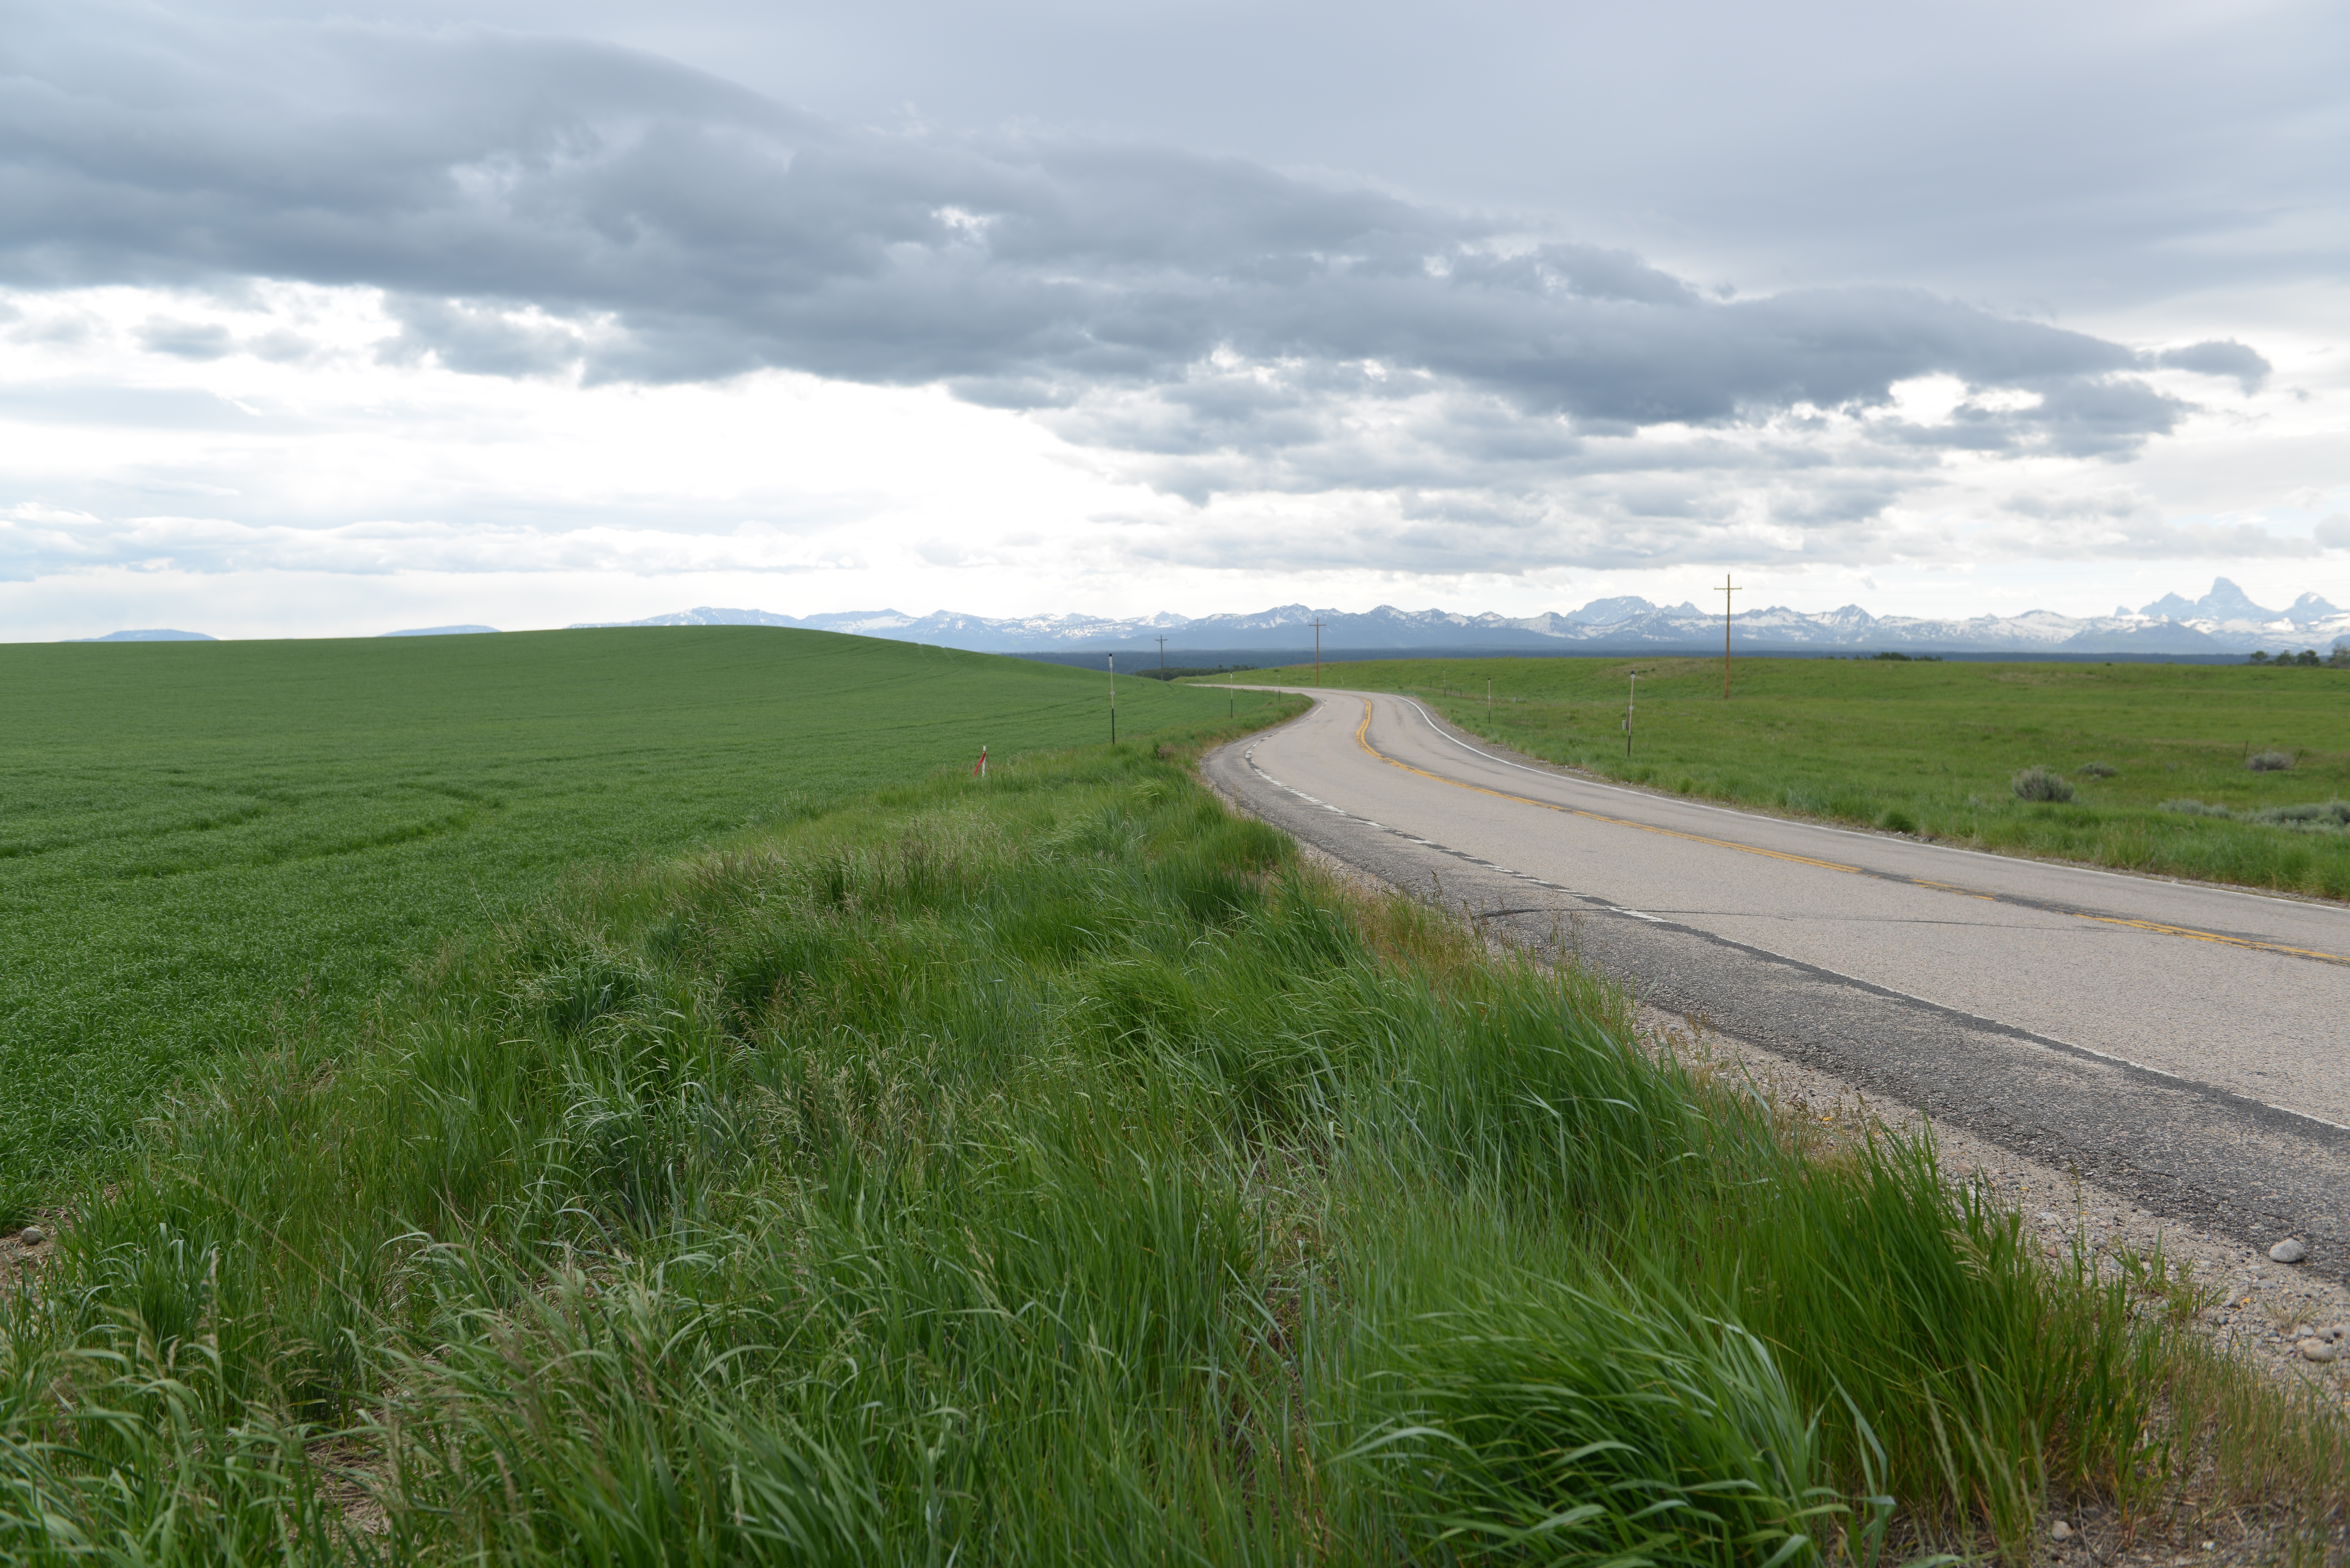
[0,629,1285,1211]
[4,742,2339,1562]
[1239,655,2350,898]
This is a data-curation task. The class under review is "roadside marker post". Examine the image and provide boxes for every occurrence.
[1108,653,1116,743]
[974,744,988,779]
[1624,672,1637,759]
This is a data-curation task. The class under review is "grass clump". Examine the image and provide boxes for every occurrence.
[2249,749,2296,772]
[2078,761,2118,778]
[2011,765,2076,803]
[0,747,2338,1562]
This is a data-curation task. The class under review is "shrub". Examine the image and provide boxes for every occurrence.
[2077,761,2117,778]
[1880,808,1917,833]
[2163,797,2350,833]
[2248,750,2294,772]
[2249,800,2350,829]
[2011,765,2075,803]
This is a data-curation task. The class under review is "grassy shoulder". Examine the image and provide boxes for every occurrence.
[0,628,1295,1206]
[2,744,2338,1563]
[1230,654,2350,898]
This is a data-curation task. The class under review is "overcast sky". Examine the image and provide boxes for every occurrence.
[2,0,2344,638]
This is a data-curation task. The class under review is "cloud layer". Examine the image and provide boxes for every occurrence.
[0,0,2330,633]
[2,12,2260,460]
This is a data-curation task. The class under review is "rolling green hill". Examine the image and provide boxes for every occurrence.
[0,627,1288,1202]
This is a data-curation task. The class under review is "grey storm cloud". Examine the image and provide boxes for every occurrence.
[2152,341,2270,395]
[0,5,2257,483]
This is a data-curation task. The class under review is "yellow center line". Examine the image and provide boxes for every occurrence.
[1353,701,1869,874]
[1346,697,2350,969]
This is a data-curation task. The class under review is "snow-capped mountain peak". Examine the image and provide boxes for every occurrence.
[572,579,2350,656]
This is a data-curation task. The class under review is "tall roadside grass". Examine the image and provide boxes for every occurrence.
[1,745,2340,1564]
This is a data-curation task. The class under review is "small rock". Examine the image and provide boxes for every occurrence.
[15,1225,44,1246]
[2038,1210,2059,1223]
[2270,1238,2307,1263]
[2051,1521,2073,1540]
[2302,1340,2340,1363]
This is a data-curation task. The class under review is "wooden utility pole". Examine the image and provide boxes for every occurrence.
[1717,576,1740,698]
[1156,635,1167,672]
[1108,652,1116,743]
[1312,616,1325,686]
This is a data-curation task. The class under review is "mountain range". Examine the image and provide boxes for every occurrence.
[570,579,2349,656]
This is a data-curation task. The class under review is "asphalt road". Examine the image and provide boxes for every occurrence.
[1203,688,2350,1279]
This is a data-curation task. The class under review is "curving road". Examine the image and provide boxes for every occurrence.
[1205,688,2349,1276]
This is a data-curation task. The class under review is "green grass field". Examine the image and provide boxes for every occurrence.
[0,629,1289,1208]
[1,743,2336,1562]
[1238,654,2350,897]
[0,634,2339,1561]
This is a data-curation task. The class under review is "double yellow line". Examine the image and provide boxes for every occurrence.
[1349,698,2350,969]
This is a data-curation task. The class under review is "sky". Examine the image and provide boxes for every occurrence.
[2,0,2345,639]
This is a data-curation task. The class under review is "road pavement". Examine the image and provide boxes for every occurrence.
[1203,688,2350,1278]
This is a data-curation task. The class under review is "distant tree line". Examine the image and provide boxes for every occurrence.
[1136,664,1258,682]
[2248,642,2350,667]
[1813,651,1945,661]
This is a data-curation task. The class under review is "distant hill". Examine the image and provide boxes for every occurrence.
[72,629,216,642]
[382,625,502,637]
[577,581,2350,656]
[570,607,809,630]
